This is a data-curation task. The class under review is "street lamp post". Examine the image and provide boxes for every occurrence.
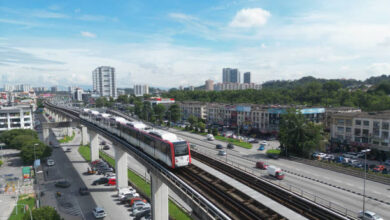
[33,143,38,162]
[361,148,371,215]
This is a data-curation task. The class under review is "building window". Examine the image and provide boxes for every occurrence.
[337,127,344,132]
[362,129,369,136]
[0,113,6,117]
[381,142,388,146]
[346,127,351,133]
[354,137,361,142]
[355,120,361,125]
[373,121,380,128]
[346,119,352,126]
[382,122,389,130]
[382,131,389,139]
[354,128,361,136]
[363,120,370,126]
[373,140,379,145]
[337,119,344,125]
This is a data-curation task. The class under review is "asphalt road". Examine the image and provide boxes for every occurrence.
[168,128,390,219]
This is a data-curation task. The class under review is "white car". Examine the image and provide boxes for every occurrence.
[92,207,107,219]
[46,159,55,166]
[261,141,267,145]
[357,211,383,220]
[384,160,390,166]
[118,188,137,200]
[132,203,151,216]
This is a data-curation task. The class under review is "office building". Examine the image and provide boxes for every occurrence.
[92,66,117,98]
[0,106,33,131]
[244,72,251,84]
[222,68,240,83]
[4,84,13,92]
[51,86,58,92]
[134,84,149,97]
[214,83,262,91]
[205,80,214,91]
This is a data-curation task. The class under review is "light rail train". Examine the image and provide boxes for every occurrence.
[80,109,191,168]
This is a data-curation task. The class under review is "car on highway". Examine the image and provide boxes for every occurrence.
[92,177,109,185]
[216,144,223,149]
[92,207,107,219]
[79,187,90,195]
[55,180,71,188]
[256,161,268,170]
[46,159,55,166]
[218,150,226,156]
[227,143,234,149]
[357,210,383,220]
[267,166,285,180]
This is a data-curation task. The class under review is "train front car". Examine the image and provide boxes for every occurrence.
[172,139,191,168]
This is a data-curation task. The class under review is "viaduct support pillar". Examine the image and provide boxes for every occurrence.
[43,128,50,145]
[81,126,89,145]
[89,131,99,161]
[114,146,128,189]
[151,172,169,220]
[67,127,73,137]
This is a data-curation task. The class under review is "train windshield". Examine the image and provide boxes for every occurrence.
[174,141,189,157]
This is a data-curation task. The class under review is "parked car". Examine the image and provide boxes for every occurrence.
[130,200,147,210]
[121,192,140,203]
[92,207,107,219]
[65,148,72,152]
[79,187,90,195]
[132,203,151,217]
[128,197,147,207]
[261,141,267,145]
[216,144,223,149]
[267,166,285,180]
[357,210,383,220]
[227,143,234,149]
[107,178,116,186]
[258,145,265,151]
[97,167,114,175]
[248,138,259,143]
[100,141,106,145]
[55,180,71,188]
[118,188,137,199]
[91,159,103,165]
[46,159,55,166]
[92,177,109,185]
[218,150,226,156]
[103,145,110,150]
[134,210,151,220]
[373,165,385,172]
[256,161,268,170]
[384,160,390,166]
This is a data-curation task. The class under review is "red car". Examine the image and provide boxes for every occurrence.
[91,159,103,165]
[256,161,268,170]
[128,197,147,207]
[373,165,385,172]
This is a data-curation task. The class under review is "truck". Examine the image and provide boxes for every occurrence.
[207,134,215,141]
[267,165,285,180]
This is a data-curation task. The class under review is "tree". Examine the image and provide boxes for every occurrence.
[153,104,166,124]
[20,142,52,164]
[134,100,143,116]
[117,95,129,104]
[197,122,206,133]
[142,101,152,121]
[279,109,322,157]
[168,104,181,122]
[212,128,218,136]
[0,129,38,146]
[23,206,61,220]
[9,135,37,149]
[188,115,198,127]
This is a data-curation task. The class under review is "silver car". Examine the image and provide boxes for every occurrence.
[218,150,226,156]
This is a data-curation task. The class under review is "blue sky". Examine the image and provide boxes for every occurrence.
[1,0,390,88]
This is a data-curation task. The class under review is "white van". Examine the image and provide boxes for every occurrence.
[207,134,215,141]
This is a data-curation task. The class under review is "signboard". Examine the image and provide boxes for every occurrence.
[22,166,31,179]
[300,108,325,114]
[236,106,251,112]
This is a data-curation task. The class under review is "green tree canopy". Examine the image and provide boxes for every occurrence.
[279,109,322,157]
[23,206,61,220]
[153,104,166,123]
[168,104,181,122]
[0,129,38,146]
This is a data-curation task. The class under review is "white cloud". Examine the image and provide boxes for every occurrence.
[169,13,197,21]
[81,31,96,38]
[230,8,270,28]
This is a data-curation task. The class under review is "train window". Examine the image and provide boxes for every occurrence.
[174,141,188,157]
[166,143,171,159]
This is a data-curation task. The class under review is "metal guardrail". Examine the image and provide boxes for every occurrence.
[44,102,230,220]
[194,148,357,219]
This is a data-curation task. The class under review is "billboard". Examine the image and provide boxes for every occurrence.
[236,106,251,112]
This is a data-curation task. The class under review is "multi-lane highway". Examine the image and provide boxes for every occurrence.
[168,128,390,219]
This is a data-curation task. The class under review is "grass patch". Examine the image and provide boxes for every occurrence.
[266,149,281,154]
[79,146,191,220]
[214,136,252,149]
[8,195,35,220]
[58,131,75,143]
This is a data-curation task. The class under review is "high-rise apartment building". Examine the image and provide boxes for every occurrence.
[244,72,251,84]
[222,68,240,83]
[92,66,117,98]
[134,84,149,97]
[205,80,214,91]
